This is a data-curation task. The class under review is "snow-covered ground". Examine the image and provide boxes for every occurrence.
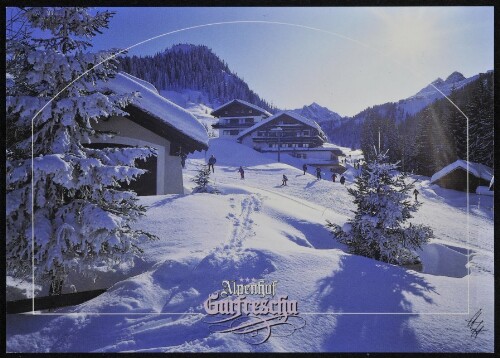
[6,138,494,352]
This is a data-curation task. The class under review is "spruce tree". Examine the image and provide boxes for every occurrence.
[447,86,467,161]
[6,7,156,295]
[467,73,494,167]
[192,164,220,194]
[327,150,432,266]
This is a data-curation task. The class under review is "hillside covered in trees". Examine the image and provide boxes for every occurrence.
[117,44,276,113]
[359,71,493,175]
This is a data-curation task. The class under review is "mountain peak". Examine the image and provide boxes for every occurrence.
[445,71,466,84]
[306,102,324,109]
[431,77,444,86]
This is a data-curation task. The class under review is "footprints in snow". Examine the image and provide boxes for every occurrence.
[223,194,262,251]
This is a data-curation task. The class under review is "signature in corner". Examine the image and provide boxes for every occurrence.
[466,308,486,339]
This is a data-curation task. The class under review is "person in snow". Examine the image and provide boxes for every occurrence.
[238,166,245,179]
[316,167,321,180]
[331,173,337,182]
[180,153,187,169]
[282,174,288,186]
[339,175,346,185]
[208,154,216,173]
[303,163,308,175]
[413,188,419,201]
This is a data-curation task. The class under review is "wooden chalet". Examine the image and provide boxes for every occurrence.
[430,160,493,193]
[237,111,345,172]
[211,99,272,137]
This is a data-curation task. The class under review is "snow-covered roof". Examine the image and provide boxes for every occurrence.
[100,72,208,149]
[237,111,326,140]
[476,186,494,196]
[211,99,272,117]
[430,160,493,183]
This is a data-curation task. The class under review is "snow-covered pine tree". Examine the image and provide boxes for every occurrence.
[326,150,432,266]
[192,164,220,194]
[6,7,156,296]
[467,73,494,167]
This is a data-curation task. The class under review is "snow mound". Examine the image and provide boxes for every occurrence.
[192,138,276,167]
[417,243,471,278]
[475,186,494,196]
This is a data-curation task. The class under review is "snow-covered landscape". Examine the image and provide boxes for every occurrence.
[5,6,494,354]
[7,138,494,352]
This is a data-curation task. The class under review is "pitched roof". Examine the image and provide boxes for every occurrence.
[211,99,272,117]
[430,160,493,183]
[100,72,208,151]
[236,111,326,140]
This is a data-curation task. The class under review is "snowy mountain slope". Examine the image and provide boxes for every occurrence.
[307,70,490,148]
[315,70,482,125]
[7,138,493,352]
[291,102,346,143]
[399,71,480,117]
[159,89,218,137]
[292,102,344,125]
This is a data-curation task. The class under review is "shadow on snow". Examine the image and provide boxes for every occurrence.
[316,254,436,352]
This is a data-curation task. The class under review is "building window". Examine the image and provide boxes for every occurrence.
[303,130,310,136]
[304,143,309,148]
[257,131,265,137]
[230,130,239,135]
[224,111,228,114]
[298,143,303,148]
[249,109,253,113]
[245,118,253,124]
[223,130,231,135]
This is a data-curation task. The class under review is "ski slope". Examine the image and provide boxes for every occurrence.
[7,138,494,353]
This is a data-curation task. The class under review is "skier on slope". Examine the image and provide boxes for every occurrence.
[282,174,288,186]
[316,167,322,180]
[238,166,245,179]
[413,188,419,202]
[339,175,346,185]
[331,173,337,182]
[208,154,216,173]
[303,163,308,175]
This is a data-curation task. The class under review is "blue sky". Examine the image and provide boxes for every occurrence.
[63,7,496,116]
